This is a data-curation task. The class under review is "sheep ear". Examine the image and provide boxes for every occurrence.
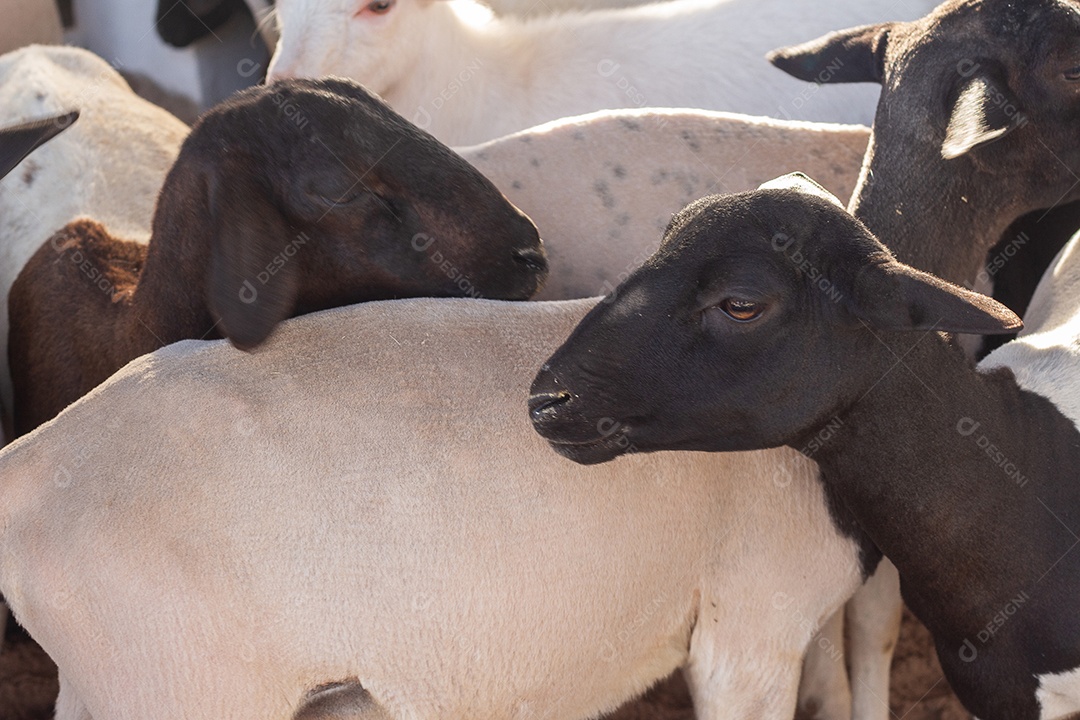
[849,260,1022,335]
[0,111,78,181]
[759,172,844,208]
[942,74,1023,160]
[206,165,301,351]
[767,23,892,85]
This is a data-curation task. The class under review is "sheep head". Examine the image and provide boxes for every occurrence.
[153,77,545,350]
[528,174,1019,464]
[768,0,1080,285]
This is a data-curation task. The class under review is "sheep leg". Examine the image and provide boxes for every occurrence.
[683,643,802,720]
[797,610,852,719]
[846,559,902,720]
[54,674,93,720]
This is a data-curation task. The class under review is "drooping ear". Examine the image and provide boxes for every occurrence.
[0,111,78,181]
[759,172,844,208]
[941,73,1023,160]
[849,258,1022,335]
[206,161,302,351]
[767,23,893,85]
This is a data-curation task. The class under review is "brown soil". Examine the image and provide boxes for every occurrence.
[0,608,970,719]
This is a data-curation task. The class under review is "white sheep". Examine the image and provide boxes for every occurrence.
[2,295,866,720]
[266,0,936,145]
[0,44,189,435]
[460,109,869,300]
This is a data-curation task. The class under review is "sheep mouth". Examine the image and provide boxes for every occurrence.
[544,430,634,466]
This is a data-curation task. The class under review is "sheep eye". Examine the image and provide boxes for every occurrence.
[318,191,362,207]
[717,298,763,323]
[1065,66,1080,82]
[366,0,395,13]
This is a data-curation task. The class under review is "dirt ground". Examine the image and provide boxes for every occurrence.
[0,606,971,720]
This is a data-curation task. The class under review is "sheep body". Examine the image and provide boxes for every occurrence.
[2,297,863,720]
[460,109,869,300]
[268,0,936,145]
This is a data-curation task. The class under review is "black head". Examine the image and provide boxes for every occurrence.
[0,111,78,181]
[528,174,1020,465]
[768,0,1080,279]
[156,77,546,350]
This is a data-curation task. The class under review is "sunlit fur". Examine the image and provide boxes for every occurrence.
[267,0,937,144]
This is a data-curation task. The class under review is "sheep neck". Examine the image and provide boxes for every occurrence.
[798,331,1080,663]
[849,132,1026,289]
[127,219,220,352]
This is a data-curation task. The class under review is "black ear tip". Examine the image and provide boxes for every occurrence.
[225,325,272,352]
[766,48,821,82]
[766,48,796,70]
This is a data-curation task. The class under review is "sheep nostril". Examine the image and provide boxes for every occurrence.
[528,391,571,421]
[513,247,548,274]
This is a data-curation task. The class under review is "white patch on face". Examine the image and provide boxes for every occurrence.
[1037,665,1080,719]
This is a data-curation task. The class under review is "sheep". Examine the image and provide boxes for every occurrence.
[8,75,545,436]
[0,0,61,55]
[0,44,190,437]
[765,0,1080,712]
[459,109,870,301]
[265,0,938,145]
[0,292,866,720]
[530,174,1080,720]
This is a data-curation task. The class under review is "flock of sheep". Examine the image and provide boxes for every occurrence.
[0,0,1078,719]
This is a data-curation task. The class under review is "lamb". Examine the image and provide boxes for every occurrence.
[764,0,1080,711]
[265,0,938,145]
[530,175,1080,720]
[0,292,866,720]
[0,44,190,436]
[8,75,545,435]
[459,109,869,300]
